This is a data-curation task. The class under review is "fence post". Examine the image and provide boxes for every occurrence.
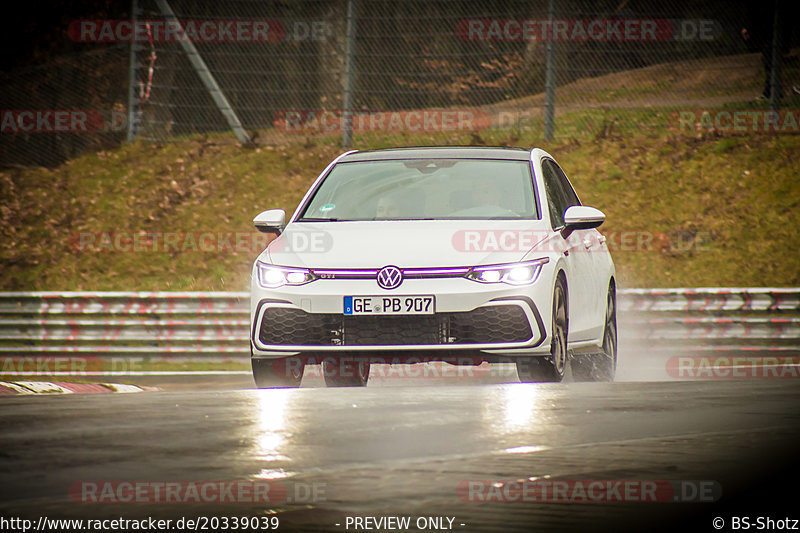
[126,0,141,142]
[769,0,782,112]
[153,0,252,146]
[543,0,557,141]
[342,0,358,149]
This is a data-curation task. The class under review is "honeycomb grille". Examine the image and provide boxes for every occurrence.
[258,304,533,346]
[450,305,532,344]
[258,308,342,346]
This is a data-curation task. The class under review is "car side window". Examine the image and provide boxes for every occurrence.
[541,159,570,229]
[551,161,581,208]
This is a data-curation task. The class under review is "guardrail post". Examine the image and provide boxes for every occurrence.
[769,0,783,112]
[543,0,557,141]
[126,0,141,142]
[342,0,358,149]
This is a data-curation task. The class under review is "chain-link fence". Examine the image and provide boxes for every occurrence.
[0,45,129,168]
[1,0,797,167]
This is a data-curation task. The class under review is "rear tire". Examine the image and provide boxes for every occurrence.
[323,356,370,387]
[572,283,617,382]
[516,277,567,383]
[252,355,305,388]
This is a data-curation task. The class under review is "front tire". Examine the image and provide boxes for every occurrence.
[252,356,305,388]
[516,277,568,383]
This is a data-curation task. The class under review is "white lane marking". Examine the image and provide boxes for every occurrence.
[13,381,74,394]
[0,381,38,394]
[100,383,145,393]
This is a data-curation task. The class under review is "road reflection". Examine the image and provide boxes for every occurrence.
[501,384,540,430]
[253,389,294,479]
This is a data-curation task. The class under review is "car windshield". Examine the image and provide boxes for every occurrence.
[298,158,538,221]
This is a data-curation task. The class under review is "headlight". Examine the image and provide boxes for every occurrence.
[466,258,549,285]
[257,262,315,288]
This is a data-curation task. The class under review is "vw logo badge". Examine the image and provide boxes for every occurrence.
[376,266,403,290]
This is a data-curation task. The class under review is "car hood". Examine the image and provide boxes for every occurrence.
[261,220,552,269]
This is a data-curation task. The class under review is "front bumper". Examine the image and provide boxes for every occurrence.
[250,276,552,358]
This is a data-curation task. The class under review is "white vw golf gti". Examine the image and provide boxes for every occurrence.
[250,147,616,387]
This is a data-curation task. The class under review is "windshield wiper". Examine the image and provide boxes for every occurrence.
[298,217,340,222]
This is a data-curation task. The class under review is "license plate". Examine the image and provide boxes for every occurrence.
[344,295,435,315]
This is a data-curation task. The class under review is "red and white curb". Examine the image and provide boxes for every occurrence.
[0,381,156,396]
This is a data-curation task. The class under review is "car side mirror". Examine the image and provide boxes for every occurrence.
[561,206,605,238]
[253,209,286,235]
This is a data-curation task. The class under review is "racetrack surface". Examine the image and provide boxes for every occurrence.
[1,365,800,532]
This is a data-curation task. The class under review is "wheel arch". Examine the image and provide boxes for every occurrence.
[555,267,568,329]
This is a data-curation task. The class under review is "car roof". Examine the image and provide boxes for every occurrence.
[338,146,532,162]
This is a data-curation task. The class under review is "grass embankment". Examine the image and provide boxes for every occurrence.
[1,103,799,290]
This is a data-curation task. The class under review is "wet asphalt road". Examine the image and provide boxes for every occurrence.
[2,372,800,532]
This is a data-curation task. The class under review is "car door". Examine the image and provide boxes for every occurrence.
[541,158,595,342]
[552,159,606,339]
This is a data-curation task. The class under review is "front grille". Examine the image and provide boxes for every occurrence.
[258,308,342,346]
[343,315,443,345]
[450,305,532,344]
[258,305,533,346]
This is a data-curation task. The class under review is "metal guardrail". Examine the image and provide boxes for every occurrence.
[0,292,248,357]
[617,288,800,313]
[618,289,800,351]
[0,289,798,357]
